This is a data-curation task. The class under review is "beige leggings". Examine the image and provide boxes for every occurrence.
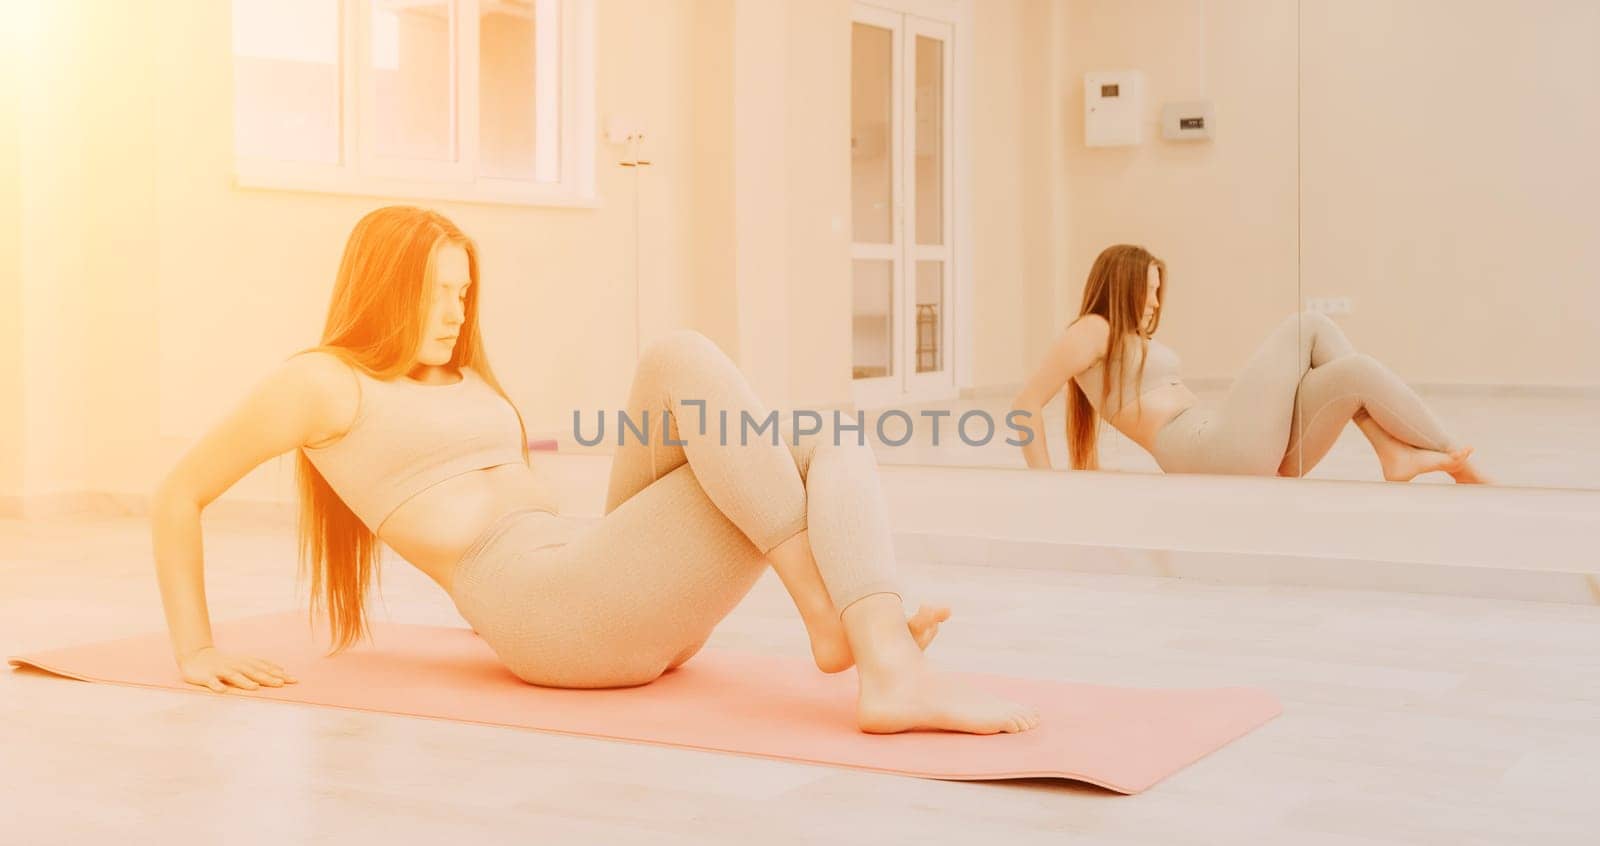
[449,330,900,688]
[1150,311,1460,476]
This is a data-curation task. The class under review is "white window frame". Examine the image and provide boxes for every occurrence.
[232,0,597,208]
[850,0,972,409]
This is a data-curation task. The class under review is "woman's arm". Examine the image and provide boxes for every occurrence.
[151,352,350,681]
[1010,316,1107,470]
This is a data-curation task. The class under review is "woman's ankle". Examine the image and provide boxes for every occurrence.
[841,593,922,673]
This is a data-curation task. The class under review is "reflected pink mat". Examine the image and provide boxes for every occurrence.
[8,612,1279,793]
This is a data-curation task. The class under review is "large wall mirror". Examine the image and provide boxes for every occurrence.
[1292,0,1598,489]
[858,0,1597,493]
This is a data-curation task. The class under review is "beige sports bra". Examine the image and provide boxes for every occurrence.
[1073,335,1184,420]
[299,358,534,533]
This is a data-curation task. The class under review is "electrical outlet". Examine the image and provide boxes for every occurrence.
[605,116,644,144]
[1305,297,1354,316]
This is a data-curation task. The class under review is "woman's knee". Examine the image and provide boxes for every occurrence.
[785,431,863,479]
[1325,351,1381,378]
[806,437,878,481]
[636,330,741,404]
[1289,309,1336,334]
[785,434,820,479]
[641,329,723,370]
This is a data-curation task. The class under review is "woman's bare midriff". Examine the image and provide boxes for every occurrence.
[1105,382,1200,453]
[375,463,563,592]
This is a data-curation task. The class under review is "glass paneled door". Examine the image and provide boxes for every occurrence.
[850,4,956,408]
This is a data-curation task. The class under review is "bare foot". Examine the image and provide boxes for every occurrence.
[856,651,1041,735]
[811,604,950,675]
[1379,444,1474,482]
[1448,454,1491,484]
[908,604,951,650]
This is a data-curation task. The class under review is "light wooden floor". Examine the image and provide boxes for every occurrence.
[4,512,1598,844]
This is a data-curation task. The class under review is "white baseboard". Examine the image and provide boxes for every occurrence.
[959,379,1600,402]
[0,491,296,525]
[0,492,146,520]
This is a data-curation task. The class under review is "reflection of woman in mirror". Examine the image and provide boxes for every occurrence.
[1013,244,1488,484]
[152,206,1039,737]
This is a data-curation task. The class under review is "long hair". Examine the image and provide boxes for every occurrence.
[290,206,530,654]
[1065,244,1167,470]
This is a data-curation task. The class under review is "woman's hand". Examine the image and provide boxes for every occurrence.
[178,646,298,693]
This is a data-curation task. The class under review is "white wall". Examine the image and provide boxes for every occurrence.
[971,0,1067,389]
[0,3,23,505]
[10,1,162,506]
[1300,0,1600,387]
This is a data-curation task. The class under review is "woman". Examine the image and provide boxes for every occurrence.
[152,206,1038,736]
[1012,244,1488,483]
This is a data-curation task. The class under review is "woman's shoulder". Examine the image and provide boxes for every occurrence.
[283,350,366,449]
[1068,313,1110,332]
[1066,313,1112,349]
[285,349,367,388]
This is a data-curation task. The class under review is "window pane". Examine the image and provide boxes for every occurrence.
[851,23,893,244]
[915,261,943,373]
[371,0,456,162]
[914,35,944,246]
[852,259,894,380]
[479,0,537,179]
[231,0,341,164]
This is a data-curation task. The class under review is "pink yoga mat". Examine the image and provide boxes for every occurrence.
[9,613,1280,794]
